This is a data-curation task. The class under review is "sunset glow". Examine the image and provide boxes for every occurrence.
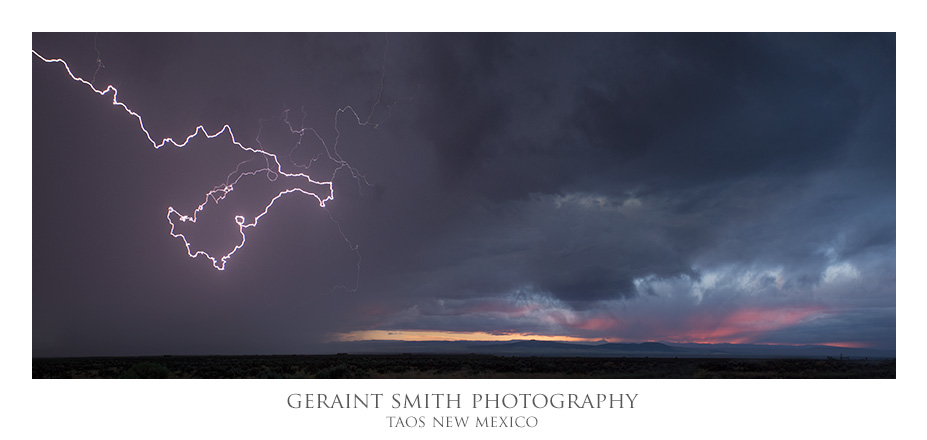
[329,330,607,343]
[666,306,826,344]
[329,328,867,348]
[332,306,846,346]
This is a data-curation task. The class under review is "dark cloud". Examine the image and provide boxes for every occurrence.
[33,33,895,355]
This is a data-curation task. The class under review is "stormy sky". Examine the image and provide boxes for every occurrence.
[32,33,895,356]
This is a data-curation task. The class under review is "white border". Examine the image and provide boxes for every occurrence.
[9,1,921,438]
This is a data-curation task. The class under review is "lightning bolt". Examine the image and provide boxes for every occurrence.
[32,37,401,286]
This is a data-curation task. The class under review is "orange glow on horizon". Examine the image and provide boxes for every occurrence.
[329,306,867,349]
[328,330,610,343]
[816,341,870,349]
[328,329,867,349]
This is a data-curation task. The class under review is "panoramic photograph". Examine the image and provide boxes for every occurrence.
[32,32,895,379]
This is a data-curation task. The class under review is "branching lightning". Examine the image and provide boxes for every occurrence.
[91,33,104,86]
[33,36,402,287]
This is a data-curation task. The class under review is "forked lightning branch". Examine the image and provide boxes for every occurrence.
[32,48,387,278]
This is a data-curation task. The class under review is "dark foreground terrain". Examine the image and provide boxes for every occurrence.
[33,354,895,379]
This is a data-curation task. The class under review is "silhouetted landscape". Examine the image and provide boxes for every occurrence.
[33,341,895,378]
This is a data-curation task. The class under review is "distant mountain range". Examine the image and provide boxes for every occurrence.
[322,339,894,359]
